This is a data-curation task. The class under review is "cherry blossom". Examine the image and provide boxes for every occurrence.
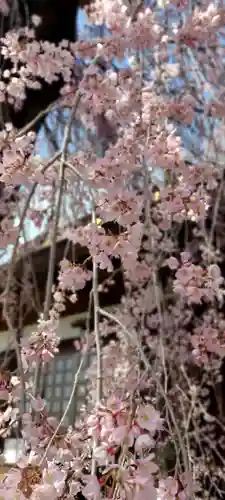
[0,0,224,498]
[136,405,163,435]
[82,476,101,500]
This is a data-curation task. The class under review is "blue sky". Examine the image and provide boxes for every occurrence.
[77,7,90,38]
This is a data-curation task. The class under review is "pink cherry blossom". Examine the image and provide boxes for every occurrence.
[31,484,58,500]
[157,477,179,500]
[136,405,163,434]
[135,434,155,453]
[166,256,179,270]
[42,463,66,496]
[82,476,101,500]
[134,480,157,500]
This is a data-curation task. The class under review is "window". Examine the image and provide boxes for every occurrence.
[0,343,91,465]
[41,345,89,426]
[24,342,90,426]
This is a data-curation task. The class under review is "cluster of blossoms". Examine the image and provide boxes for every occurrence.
[0,0,225,499]
[64,222,143,274]
[191,309,225,362]
[0,127,44,187]
[165,254,224,305]
[21,317,59,365]
[0,27,75,107]
[0,395,189,500]
[57,259,92,303]
[177,3,225,45]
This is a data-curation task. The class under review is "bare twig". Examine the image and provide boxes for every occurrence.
[91,209,102,404]
[33,91,82,398]
[16,98,64,139]
[91,206,102,476]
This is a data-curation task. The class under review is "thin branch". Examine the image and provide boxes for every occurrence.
[91,206,102,476]
[92,209,102,405]
[43,92,81,317]
[33,91,82,399]
[16,98,63,139]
